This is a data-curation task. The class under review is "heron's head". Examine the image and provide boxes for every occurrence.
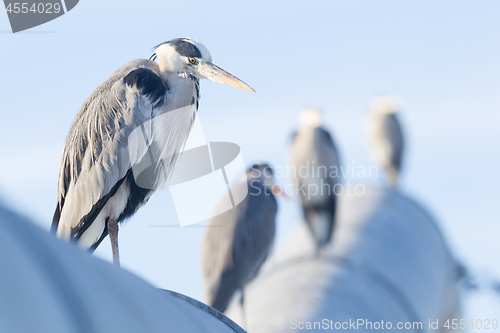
[248,163,274,183]
[151,38,255,92]
[299,107,323,129]
[247,163,286,197]
[371,97,398,115]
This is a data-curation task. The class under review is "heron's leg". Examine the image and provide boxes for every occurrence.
[239,290,247,330]
[314,245,321,258]
[387,166,399,188]
[108,219,120,266]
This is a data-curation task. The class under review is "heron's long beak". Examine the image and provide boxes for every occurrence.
[202,62,255,92]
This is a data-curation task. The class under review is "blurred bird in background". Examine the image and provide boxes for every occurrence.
[367,97,405,187]
[289,108,340,251]
[202,163,281,328]
[51,38,254,265]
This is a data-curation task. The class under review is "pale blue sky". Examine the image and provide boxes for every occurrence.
[1,0,499,320]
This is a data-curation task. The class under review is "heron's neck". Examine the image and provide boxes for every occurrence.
[164,73,199,110]
[166,72,198,90]
[300,123,320,130]
[160,70,197,84]
[159,70,171,81]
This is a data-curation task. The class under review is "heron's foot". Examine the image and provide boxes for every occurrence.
[313,245,322,258]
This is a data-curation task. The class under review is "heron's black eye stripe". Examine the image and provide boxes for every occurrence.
[166,38,202,58]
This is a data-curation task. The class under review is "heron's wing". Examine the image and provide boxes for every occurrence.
[231,187,277,280]
[317,126,341,183]
[296,127,338,246]
[292,127,340,204]
[201,191,244,307]
[52,59,166,240]
[383,114,404,171]
[317,126,335,148]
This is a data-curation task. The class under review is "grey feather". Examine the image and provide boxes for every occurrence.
[384,114,404,174]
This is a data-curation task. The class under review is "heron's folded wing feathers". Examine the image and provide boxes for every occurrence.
[383,114,404,170]
[52,60,166,240]
[318,127,341,185]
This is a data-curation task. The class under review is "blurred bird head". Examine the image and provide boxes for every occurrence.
[151,38,255,92]
[371,97,398,115]
[248,163,287,197]
[299,107,323,129]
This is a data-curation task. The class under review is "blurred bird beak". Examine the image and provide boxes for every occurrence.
[202,62,255,92]
[272,185,289,199]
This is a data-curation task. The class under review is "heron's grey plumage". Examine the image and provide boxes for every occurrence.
[202,164,277,313]
[368,98,404,187]
[289,108,340,249]
[52,58,199,250]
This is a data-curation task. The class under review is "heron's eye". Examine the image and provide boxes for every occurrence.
[189,57,197,64]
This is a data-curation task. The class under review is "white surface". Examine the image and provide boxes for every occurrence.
[225,188,461,332]
[0,202,242,333]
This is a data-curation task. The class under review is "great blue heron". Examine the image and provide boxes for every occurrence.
[367,97,404,187]
[201,163,280,327]
[52,38,254,265]
[289,108,340,251]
